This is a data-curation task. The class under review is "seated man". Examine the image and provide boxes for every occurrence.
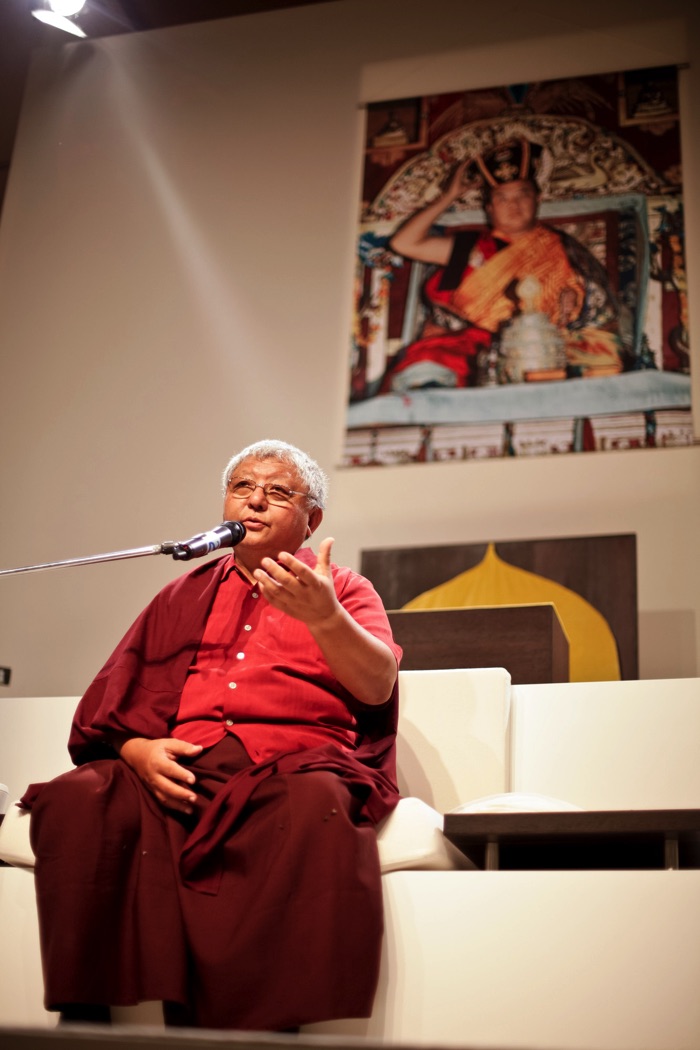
[23,439,402,1032]
[382,137,626,391]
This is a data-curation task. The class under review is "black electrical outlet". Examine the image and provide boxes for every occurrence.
[0,667,11,686]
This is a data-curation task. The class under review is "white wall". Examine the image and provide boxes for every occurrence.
[0,0,698,697]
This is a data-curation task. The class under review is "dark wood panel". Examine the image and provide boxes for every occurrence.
[389,604,569,684]
[362,533,638,679]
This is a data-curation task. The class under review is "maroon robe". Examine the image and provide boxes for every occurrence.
[24,554,400,1030]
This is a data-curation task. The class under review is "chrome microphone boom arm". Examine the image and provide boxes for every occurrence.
[0,540,184,577]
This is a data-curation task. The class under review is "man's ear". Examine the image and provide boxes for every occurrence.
[307,506,323,537]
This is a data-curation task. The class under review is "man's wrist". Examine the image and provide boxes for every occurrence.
[113,735,145,761]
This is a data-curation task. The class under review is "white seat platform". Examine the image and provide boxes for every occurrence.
[2,670,700,1049]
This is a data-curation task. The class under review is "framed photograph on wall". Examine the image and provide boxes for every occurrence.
[343,66,693,465]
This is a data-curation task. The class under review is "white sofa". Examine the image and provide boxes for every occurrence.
[2,669,700,1050]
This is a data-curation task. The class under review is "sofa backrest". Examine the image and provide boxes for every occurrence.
[0,695,77,801]
[396,667,511,811]
[5,673,699,816]
[510,678,700,809]
[1,672,514,813]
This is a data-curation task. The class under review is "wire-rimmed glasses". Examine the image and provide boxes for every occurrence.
[226,480,310,506]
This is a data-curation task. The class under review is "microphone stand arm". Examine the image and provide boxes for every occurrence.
[0,541,185,577]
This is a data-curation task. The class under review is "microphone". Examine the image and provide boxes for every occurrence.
[171,521,246,561]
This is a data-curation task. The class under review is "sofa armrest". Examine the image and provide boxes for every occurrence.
[377,796,474,872]
[0,803,34,868]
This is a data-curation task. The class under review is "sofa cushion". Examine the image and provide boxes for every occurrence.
[0,794,473,874]
[449,792,582,814]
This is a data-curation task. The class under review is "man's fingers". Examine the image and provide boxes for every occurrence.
[122,738,201,814]
[258,557,294,584]
[166,739,203,758]
[315,537,334,576]
[162,759,196,785]
[151,770,198,810]
[156,783,197,814]
[162,741,201,783]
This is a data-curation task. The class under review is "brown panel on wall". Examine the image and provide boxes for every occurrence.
[362,534,638,680]
[388,604,570,684]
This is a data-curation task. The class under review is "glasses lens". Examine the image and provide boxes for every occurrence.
[265,484,293,504]
[228,480,296,504]
[229,481,255,499]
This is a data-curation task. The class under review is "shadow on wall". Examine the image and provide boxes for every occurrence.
[638,610,697,679]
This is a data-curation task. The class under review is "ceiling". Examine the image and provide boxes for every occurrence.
[0,0,336,209]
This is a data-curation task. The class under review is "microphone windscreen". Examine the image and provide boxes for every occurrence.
[223,521,246,545]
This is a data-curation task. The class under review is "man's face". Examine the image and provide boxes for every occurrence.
[486,179,538,238]
[223,455,323,567]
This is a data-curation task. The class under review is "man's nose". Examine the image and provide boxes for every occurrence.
[247,484,268,505]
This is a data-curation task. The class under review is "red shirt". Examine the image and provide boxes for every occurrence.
[171,548,401,763]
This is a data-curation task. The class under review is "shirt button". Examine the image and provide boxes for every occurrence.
[251,592,259,599]
[244,624,252,631]
[225,719,234,727]
[228,682,237,690]
[236,652,245,660]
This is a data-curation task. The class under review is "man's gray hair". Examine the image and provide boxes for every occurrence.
[222,440,329,509]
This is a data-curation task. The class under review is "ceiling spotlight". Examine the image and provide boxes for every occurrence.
[31,0,87,36]
[50,0,86,13]
[31,9,87,35]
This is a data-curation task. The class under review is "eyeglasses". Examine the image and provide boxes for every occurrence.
[227,479,310,506]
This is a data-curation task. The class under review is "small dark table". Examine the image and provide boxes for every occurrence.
[443,809,700,871]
